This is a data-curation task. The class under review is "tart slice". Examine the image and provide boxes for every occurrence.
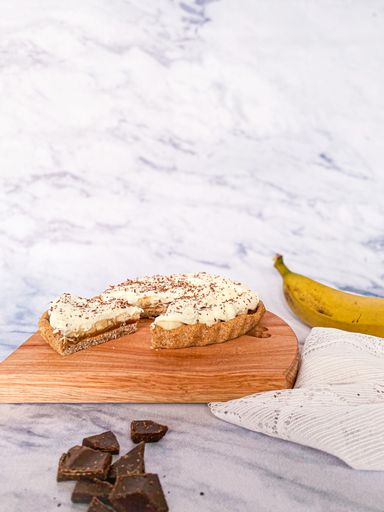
[39,293,142,356]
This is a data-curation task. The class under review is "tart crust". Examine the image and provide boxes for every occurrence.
[38,311,138,356]
[150,300,266,349]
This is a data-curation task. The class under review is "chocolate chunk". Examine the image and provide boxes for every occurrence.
[82,431,120,455]
[71,478,113,503]
[110,474,168,512]
[130,420,168,443]
[88,497,114,512]
[57,445,112,481]
[108,442,145,483]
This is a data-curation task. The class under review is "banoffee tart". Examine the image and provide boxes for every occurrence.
[39,273,265,355]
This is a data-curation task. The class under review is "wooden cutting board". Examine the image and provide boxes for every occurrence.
[0,311,299,403]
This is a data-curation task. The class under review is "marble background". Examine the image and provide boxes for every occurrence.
[0,0,383,510]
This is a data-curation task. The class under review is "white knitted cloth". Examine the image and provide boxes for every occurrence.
[209,327,384,470]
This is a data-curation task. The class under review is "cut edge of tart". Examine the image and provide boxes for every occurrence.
[39,311,138,356]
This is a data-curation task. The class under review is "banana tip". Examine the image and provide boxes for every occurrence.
[273,254,289,276]
[273,254,283,266]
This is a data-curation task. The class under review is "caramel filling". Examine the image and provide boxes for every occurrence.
[58,316,139,344]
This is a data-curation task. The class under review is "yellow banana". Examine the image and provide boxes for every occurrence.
[274,254,384,337]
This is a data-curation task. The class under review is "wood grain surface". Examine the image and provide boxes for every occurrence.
[0,311,299,403]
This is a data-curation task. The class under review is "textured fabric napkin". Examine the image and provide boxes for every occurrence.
[209,327,384,470]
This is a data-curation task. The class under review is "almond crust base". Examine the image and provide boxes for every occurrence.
[38,312,138,356]
[151,300,266,349]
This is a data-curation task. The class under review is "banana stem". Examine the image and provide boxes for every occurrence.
[273,254,290,276]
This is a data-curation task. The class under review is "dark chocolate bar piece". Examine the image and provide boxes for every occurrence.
[71,478,113,503]
[108,442,145,483]
[88,497,114,512]
[130,420,168,443]
[57,445,112,481]
[110,474,168,512]
[82,431,120,455]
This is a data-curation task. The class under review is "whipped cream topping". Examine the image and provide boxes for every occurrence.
[48,293,142,338]
[102,272,259,330]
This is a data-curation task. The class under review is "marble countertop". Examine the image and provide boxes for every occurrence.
[1,1,384,510]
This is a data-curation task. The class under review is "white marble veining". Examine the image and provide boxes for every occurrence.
[0,0,383,510]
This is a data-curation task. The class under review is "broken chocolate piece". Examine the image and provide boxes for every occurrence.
[71,478,113,503]
[130,420,168,444]
[110,474,168,512]
[82,431,120,455]
[57,445,112,481]
[88,497,114,512]
[108,442,145,483]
